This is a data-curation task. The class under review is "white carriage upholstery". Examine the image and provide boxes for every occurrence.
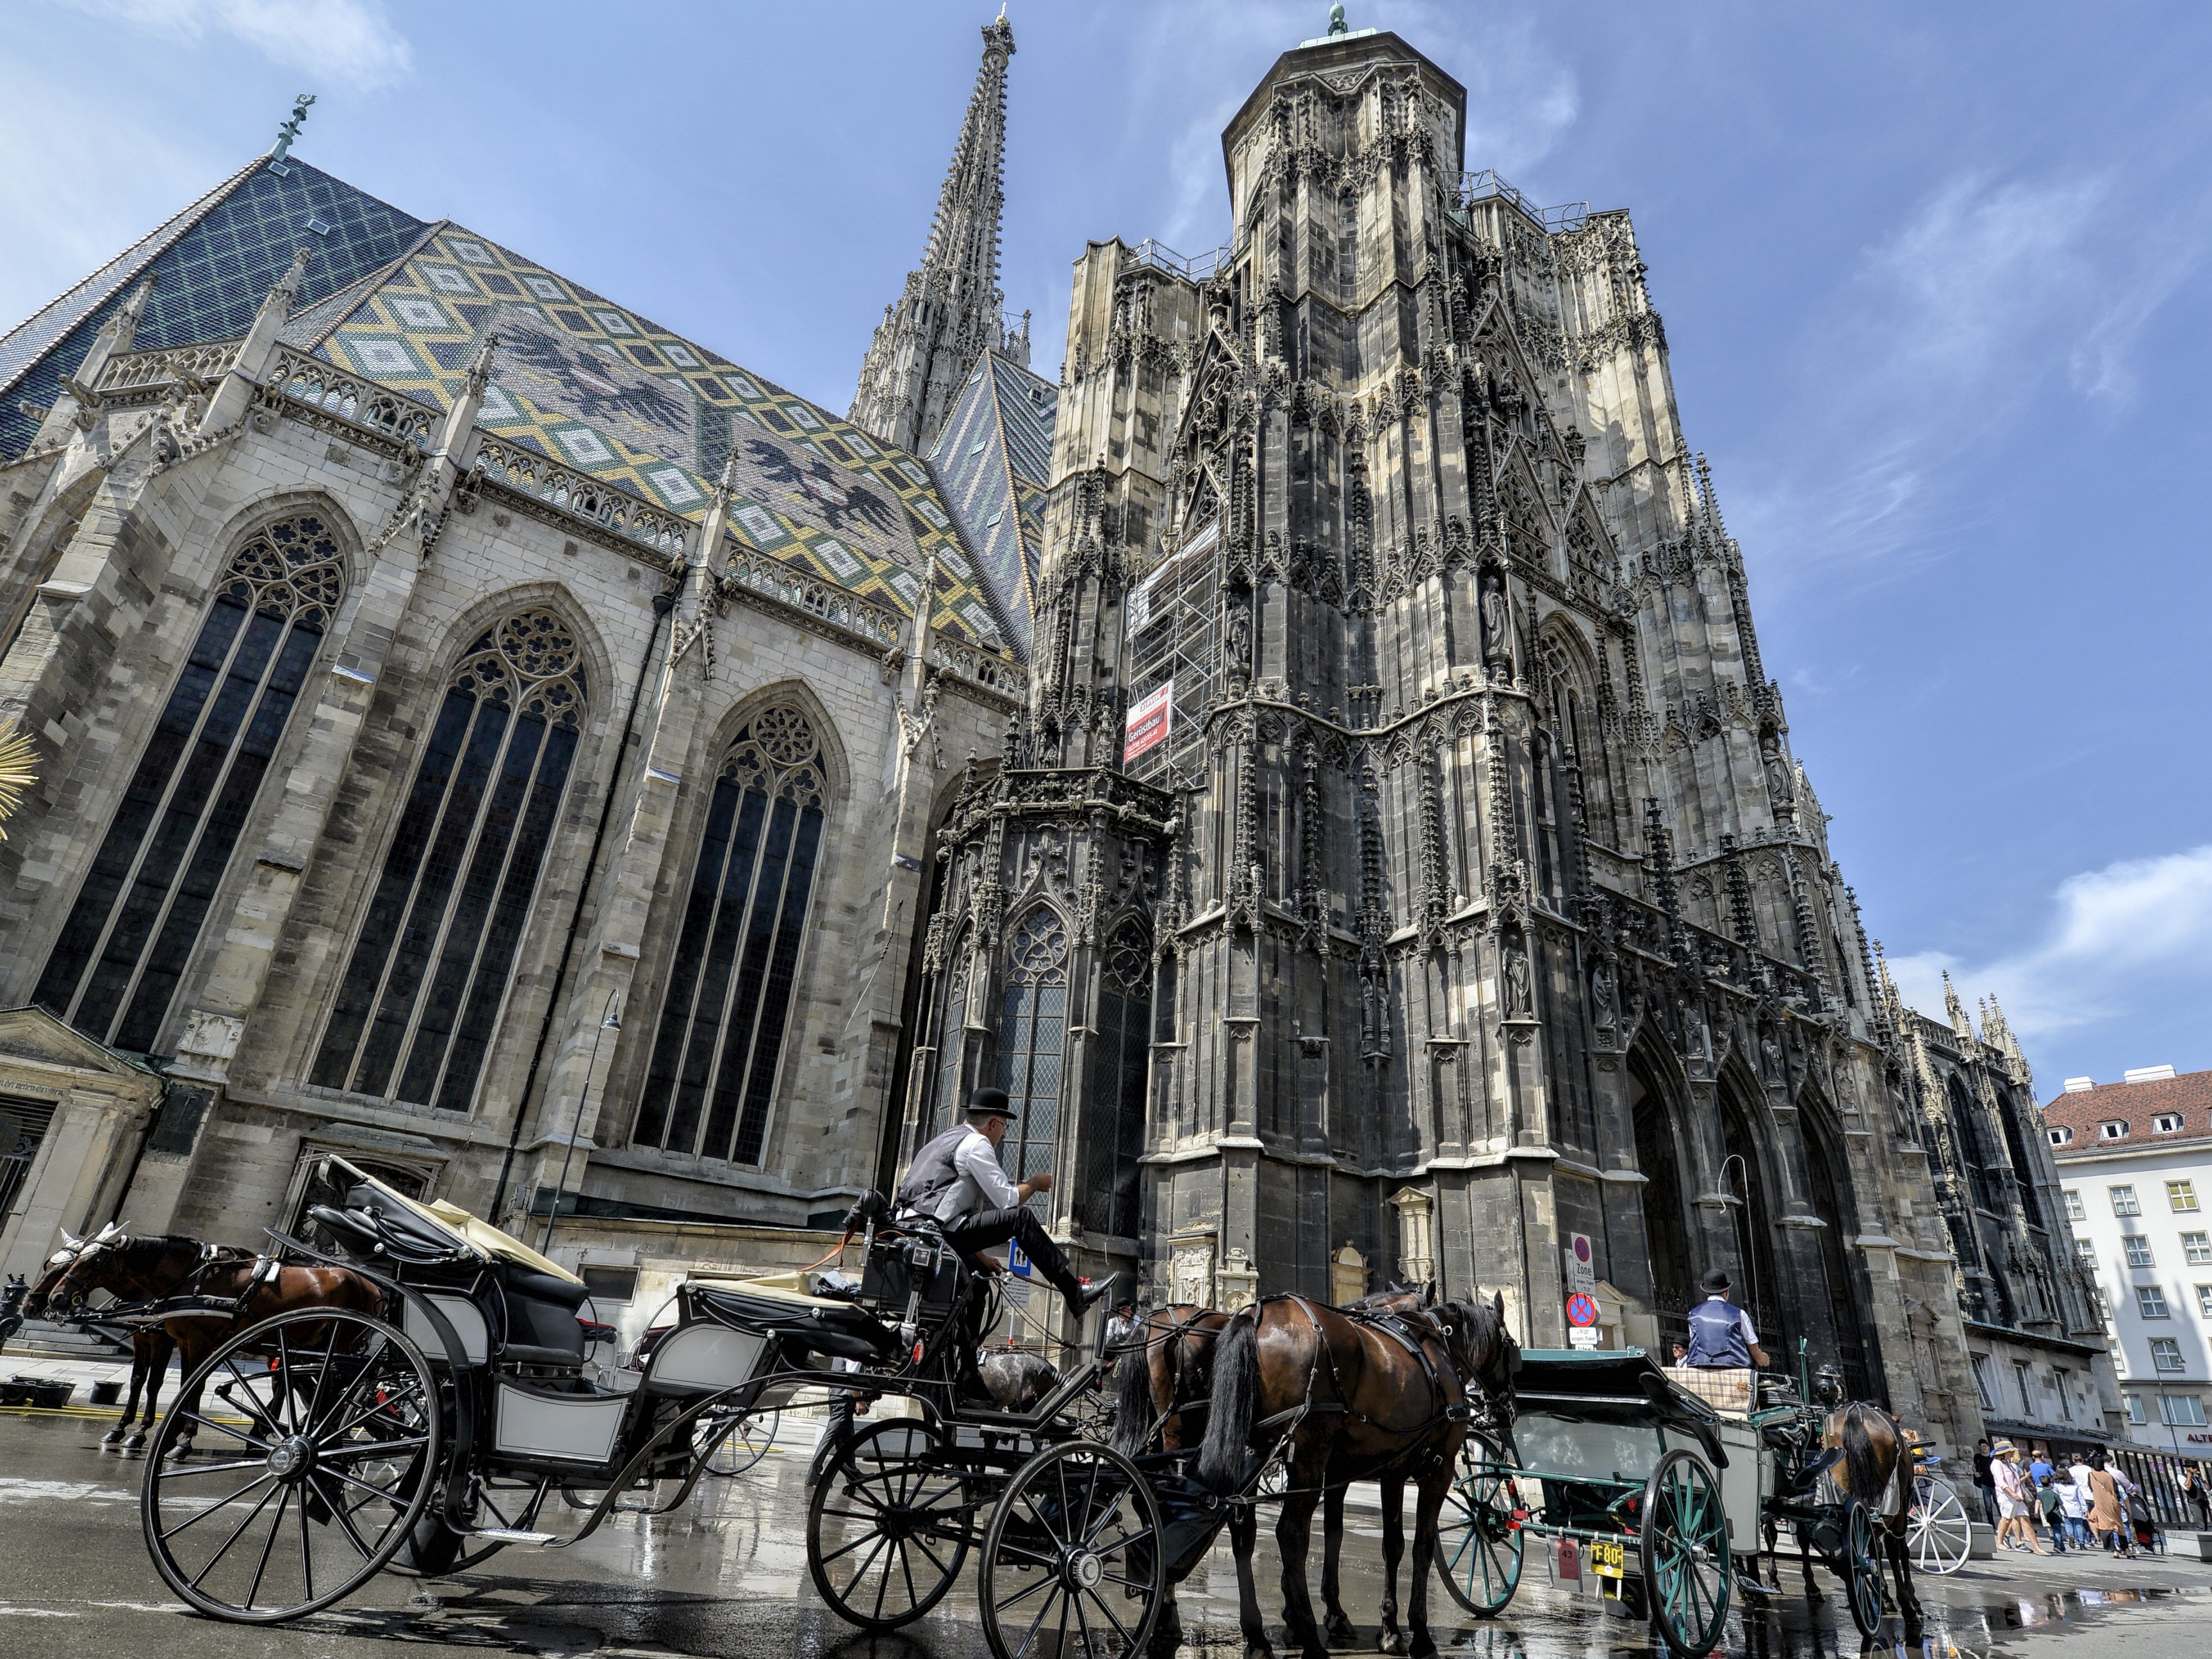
[492,1377,630,1464]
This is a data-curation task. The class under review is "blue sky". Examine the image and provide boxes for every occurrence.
[4,1,2208,1093]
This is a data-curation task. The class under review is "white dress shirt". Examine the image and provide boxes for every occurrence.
[933,1124,1023,1224]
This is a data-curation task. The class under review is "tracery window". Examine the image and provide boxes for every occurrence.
[996,906,1068,1198]
[931,935,972,1137]
[1082,920,1152,1239]
[311,611,585,1111]
[630,708,826,1165]
[37,514,343,1050]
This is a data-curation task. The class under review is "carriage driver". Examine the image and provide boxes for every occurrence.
[895,1087,1117,1400]
[1682,1267,1771,1368]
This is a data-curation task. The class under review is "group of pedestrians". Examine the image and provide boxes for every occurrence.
[1974,1437,2154,1556]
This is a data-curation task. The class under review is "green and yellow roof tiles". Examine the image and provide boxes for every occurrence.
[307,224,1009,653]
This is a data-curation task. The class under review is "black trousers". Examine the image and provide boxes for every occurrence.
[941,1204,1078,1296]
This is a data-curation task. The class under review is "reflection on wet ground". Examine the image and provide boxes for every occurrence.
[1,1413,2205,1659]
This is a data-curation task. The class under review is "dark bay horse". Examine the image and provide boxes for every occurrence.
[1821,1400,1922,1626]
[28,1229,378,1457]
[1197,1293,1518,1659]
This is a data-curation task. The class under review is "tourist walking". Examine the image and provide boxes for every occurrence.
[2037,1472,2067,1552]
[1991,1442,2049,1554]
[1973,1437,1998,1525]
[2086,1452,2131,1556]
[2181,1464,2211,1531]
[2057,1466,2092,1548]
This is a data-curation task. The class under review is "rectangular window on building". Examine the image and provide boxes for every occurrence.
[2151,1337,2185,1372]
[2050,1126,2074,1145]
[2014,1361,2036,1415]
[2169,1180,2201,1213]
[2161,1394,2209,1427]
[2126,1236,2155,1268]
[2138,1286,2171,1318]
[2111,1184,2141,1216]
[2054,1367,2074,1421]
[2197,1284,2212,1320]
[2154,1113,2184,1133]
[2126,1394,2148,1424]
[2185,1231,2212,1265]
[1970,1353,1996,1411]
[2076,1238,2098,1266]
[2066,1189,2086,1221]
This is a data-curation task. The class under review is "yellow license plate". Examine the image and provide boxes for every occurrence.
[1591,1539,1627,1578]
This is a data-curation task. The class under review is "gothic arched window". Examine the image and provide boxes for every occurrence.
[311,610,586,1111]
[36,512,343,1051]
[931,931,972,1138]
[630,708,826,1165]
[1083,920,1152,1239]
[997,906,1069,1195]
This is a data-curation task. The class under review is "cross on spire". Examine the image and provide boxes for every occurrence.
[848,15,1016,455]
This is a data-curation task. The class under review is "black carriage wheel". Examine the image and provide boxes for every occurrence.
[1843,1498,1885,1637]
[807,1419,971,1631]
[978,1439,1163,1659]
[707,1408,782,1476]
[1641,1447,1732,1658]
[1435,1434,1525,1617]
[138,1307,442,1623]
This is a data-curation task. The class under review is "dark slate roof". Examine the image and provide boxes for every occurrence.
[925,348,1058,657]
[0,159,429,459]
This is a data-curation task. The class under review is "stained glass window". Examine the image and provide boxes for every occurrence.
[36,514,343,1050]
[630,709,826,1164]
[997,906,1069,1202]
[311,610,584,1111]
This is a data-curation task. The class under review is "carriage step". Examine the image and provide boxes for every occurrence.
[472,1528,558,1544]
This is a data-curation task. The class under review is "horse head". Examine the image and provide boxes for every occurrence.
[1435,1291,1520,1421]
[31,1225,135,1319]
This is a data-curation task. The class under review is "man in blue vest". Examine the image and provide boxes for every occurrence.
[1682,1267,1770,1368]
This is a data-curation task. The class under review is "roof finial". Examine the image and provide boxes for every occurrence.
[1328,3,1349,35]
[268,93,316,168]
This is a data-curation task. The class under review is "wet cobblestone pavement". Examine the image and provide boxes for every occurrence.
[2,1414,2206,1659]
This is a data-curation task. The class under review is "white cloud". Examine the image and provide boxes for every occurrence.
[51,0,413,91]
[1886,844,2212,1041]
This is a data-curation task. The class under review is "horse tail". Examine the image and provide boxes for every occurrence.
[1840,1403,1886,1511]
[1109,1333,1157,1459]
[1196,1309,1260,1495]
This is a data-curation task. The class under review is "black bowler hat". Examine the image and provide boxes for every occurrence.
[1700,1268,1732,1294]
[967,1086,1018,1121]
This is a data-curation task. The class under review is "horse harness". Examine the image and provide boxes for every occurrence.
[1251,1295,1473,1453]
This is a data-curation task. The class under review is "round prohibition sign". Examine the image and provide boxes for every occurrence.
[1564,1293,1600,1327]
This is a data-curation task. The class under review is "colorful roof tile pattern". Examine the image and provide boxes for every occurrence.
[924,348,1058,655]
[1,160,1015,654]
[304,226,1003,643]
[0,161,429,459]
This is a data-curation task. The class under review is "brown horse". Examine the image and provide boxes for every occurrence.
[1197,1294,1518,1659]
[27,1229,378,1457]
[1821,1399,1922,1626]
[1110,1288,1439,1651]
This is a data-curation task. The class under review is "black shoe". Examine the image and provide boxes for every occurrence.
[1061,1271,1120,1322]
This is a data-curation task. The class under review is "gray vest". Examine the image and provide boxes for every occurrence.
[895,1125,972,1219]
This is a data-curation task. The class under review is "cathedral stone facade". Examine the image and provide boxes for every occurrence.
[0,15,2053,1454]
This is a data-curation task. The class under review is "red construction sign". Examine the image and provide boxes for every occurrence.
[1124,683,1172,762]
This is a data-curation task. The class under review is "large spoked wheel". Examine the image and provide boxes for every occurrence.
[1907,1475,1970,1575]
[1842,1498,1885,1636]
[139,1307,442,1623]
[1641,1448,1732,1658]
[707,1408,781,1476]
[979,1440,1163,1659]
[807,1419,972,1631]
[1436,1435,1526,1617]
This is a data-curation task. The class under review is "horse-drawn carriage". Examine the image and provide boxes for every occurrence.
[1432,1350,1905,1656]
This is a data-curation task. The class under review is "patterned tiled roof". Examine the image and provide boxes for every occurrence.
[925,348,1058,655]
[2046,1068,2212,1154]
[0,161,429,459]
[1,160,1017,655]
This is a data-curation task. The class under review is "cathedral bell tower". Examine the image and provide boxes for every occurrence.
[849,14,1018,455]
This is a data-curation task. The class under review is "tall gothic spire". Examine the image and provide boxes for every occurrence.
[848,13,1015,455]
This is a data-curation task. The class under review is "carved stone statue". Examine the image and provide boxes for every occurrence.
[1503,943,1532,1017]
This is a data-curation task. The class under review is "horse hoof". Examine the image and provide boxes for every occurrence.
[120,1432,147,1454]
[1376,1632,1406,1656]
[1324,1612,1356,1646]
[99,1428,125,1448]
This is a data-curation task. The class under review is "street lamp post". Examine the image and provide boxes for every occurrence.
[539,990,621,1254]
